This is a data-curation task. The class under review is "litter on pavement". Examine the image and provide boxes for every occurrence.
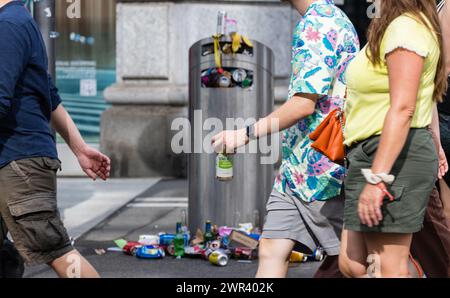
[100,220,325,268]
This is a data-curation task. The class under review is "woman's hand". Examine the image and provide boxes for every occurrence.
[358,184,385,227]
[212,129,249,153]
[438,145,449,180]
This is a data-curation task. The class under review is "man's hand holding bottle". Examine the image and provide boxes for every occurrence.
[211,128,249,154]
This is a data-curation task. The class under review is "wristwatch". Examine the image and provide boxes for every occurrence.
[246,125,258,141]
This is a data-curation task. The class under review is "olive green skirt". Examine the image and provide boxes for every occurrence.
[344,128,438,233]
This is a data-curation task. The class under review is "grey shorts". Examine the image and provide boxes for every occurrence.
[261,188,344,256]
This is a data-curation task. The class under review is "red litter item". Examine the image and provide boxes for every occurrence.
[166,243,175,256]
[123,242,142,256]
[234,247,257,260]
[201,248,214,260]
[185,245,203,258]
[217,68,224,74]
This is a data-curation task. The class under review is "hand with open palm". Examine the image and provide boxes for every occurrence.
[76,146,111,181]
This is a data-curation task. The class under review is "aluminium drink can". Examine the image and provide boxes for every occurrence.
[209,250,229,267]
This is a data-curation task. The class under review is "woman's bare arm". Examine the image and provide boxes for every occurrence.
[371,49,424,174]
[358,48,424,227]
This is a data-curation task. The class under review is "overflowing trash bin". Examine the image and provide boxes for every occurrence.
[188,12,275,234]
[93,12,327,269]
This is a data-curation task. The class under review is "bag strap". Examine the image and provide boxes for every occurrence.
[438,0,446,12]
[336,109,345,133]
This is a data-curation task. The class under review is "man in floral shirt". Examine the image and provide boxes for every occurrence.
[212,0,359,277]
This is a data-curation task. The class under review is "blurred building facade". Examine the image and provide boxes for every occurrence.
[54,0,370,177]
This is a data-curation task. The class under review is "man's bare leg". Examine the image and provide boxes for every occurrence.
[256,238,295,278]
[49,250,100,278]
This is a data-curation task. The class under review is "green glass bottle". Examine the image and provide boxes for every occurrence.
[204,220,213,244]
[174,222,185,257]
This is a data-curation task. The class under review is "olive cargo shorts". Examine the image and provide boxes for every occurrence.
[344,129,438,233]
[0,157,73,266]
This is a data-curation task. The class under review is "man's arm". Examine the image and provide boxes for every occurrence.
[253,93,318,138]
[211,11,342,153]
[211,93,318,152]
[0,22,29,119]
[440,0,450,74]
[51,104,111,180]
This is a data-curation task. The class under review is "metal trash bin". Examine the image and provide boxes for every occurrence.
[188,36,275,232]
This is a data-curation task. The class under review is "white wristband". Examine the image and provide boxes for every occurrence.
[361,169,395,185]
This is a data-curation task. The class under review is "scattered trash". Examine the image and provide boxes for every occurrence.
[290,247,325,263]
[229,230,259,250]
[166,243,175,256]
[191,228,205,246]
[94,248,106,256]
[174,222,186,257]
[202,12,255,90]
[105,220,325,268]
[209,249,229,267]
[159,233,176,247]
[310,247,325,262]
[138,235,159,246]
[184,245,203,258]
[114,239,128,250]
[123,242,142,256]
[201,67,254,89]
[233,247,258,260]
[136,246,165,259]
[204,221,214,244]
[208,240,221,250]
[290,251,308,263]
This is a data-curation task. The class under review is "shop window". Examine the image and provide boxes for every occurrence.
[55,0,116,143]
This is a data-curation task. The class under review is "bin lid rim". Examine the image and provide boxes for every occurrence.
[189,36,274,55]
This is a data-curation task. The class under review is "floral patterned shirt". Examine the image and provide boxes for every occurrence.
[273,0,360,202]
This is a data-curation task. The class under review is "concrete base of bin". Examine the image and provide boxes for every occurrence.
[100,104,187,178]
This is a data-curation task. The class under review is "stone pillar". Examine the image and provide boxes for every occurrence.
[102,0,297,177]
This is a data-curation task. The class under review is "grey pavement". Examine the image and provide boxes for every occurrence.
[24,178,320,278]
[57,177,160,239]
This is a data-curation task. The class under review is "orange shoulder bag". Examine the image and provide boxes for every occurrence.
[309,108,346,165]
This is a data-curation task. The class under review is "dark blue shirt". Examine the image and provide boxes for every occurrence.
[0,1,61,168]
